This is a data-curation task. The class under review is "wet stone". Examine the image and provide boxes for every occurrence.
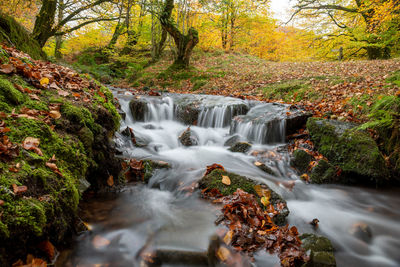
[291,149,313,174]
[178,127,199,146]
[229,142,252,153]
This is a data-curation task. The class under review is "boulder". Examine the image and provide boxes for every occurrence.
[129,98,148,121]
[300,233,336,267]
[199,169,289,225]
[230,103,312,144]
[173,94,249,126]
[178,127,199,146]
[229,142,252,153]
[307,118,390,184]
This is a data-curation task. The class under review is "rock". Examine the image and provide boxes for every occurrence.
[129,98,148,121]
[230,103,312,144]
[118,110,126,120]
[307,118,390,184]
[224,134,242,147]
[229,142,252,153]
[310,160,337,184]
[349,222,372,243]
[254,161,276,176]
[143,124,159,130]
[300,233,336,267]
[78,178,91,194]
[174,94,249,126]
[291,149,313,174]
[178,127,199,146]
[143,160,171,183]
[199,169,289,225]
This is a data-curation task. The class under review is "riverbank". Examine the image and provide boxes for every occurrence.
[0,45,122,266]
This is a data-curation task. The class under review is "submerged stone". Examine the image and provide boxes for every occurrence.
[129,98,148,121]
[178,127,199,146]
[307,118,390,184]
[229,141,252,153]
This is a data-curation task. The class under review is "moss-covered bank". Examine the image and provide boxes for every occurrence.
[0,48,121,265]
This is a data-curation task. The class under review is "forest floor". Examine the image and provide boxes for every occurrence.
[118,51,400,123]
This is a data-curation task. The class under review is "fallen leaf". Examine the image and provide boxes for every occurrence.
[12,184,27,195]
[107,175,114,187]
[221,175,231,185]
[23,137,43,156]
[49,110,61,119]
[0,200,4,206]
[57,90,70,97]
[216,247,230,262]
[254,161,263,166]
[0,64,15,74]
[37,240,55,260]
[40,78,49,86]
[223,230,234,245]
[261,196,270,206]
[45,162,63,177]
[92,235,110,249]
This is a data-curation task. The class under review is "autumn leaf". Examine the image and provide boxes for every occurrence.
[23,137,43,156]
[205,163,225,176]
[49,110,61,119]
[107,175,114,187]
[261,196,270,206]
[0,64,15,74]
[221,175,231,185]
[57,90,70,97]
[0,200,4,206]
[254,161,263,166]
[37,240,56,260]
[40,77,49,86]
[45,162,63,177]
[216,247,230,262]
[12,184,27,195]
[223,230,234,244]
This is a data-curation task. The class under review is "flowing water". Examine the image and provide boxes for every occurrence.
[58,91,400,267]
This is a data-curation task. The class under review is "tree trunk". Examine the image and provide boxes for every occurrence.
[54,0,64,59]
[33,0,57,47]
[366,46,391,59]
[159,0,199,68]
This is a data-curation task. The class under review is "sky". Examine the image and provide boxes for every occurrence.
[270,0,292,21]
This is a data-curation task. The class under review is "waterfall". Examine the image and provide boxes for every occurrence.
[143,97,174,122]
[230,118,286,144]
[198,105,244,128]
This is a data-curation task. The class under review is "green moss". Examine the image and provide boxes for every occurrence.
[61,102,95,131]
[0,13,46,60]
[310,160,337,184]
[229,142,252,153]
[307,118,389,183]
[199,169,257,196]
[0,75,26,105]
[291,149,312,174]
[262,79,311,101]
[300,233,336,267]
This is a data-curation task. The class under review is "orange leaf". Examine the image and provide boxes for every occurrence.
[92,235,110,249]
[38,240,55,260]
[221,175,231,185]
[107,175,114,187]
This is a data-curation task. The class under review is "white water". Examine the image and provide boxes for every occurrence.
[60,91,400,267]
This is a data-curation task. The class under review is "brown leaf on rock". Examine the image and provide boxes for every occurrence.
[49,110,61,119]
[0,199,4,206]
[205,163,225,176]
[45,162,63,177]
[57,90,70,97]
[23,137,43,156]
[221,175,231,185]
[12,184,27,195]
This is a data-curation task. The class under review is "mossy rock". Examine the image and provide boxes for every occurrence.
[199,169,289,225]
[178,128,199,146]
[310,160,337,184]
[142,160,171,183]
[229,142,252,153]
[0,13,46,60]
[307,118,389,184]
[300,233,336,267]
[291,149,312,174]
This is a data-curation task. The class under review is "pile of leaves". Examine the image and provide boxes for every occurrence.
[200,165,308,266]
[0,45,108,102]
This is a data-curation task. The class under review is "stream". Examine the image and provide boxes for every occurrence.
[57,90,400,267]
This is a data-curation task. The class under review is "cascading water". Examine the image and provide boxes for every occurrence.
[58,90,400,267]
